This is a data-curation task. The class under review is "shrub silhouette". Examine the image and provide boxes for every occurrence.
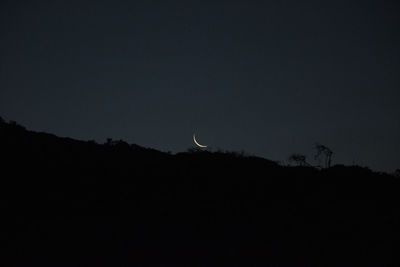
[288,153,310,166]
[106,138,113,145]
[8,120,26,130]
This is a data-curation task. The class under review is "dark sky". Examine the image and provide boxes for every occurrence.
[1,0,399,171]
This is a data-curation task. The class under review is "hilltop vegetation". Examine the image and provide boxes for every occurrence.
[1,117,399,264]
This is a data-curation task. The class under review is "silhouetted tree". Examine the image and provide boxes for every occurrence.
[0,116,5,124]
[314,143,333,168]
[395,169,400,178]
[288,153,310,167]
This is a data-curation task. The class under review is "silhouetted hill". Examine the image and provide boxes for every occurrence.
[1,118,399,265]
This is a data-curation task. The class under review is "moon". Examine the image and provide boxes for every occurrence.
[193,134,208,148]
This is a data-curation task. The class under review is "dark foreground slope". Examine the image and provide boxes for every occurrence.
[1,120,400,264]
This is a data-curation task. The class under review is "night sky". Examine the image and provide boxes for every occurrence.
[1,0,399,172]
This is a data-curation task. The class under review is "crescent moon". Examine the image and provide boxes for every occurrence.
[193,134,208,148]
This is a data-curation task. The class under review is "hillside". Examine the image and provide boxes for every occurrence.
[1,118,399,264]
